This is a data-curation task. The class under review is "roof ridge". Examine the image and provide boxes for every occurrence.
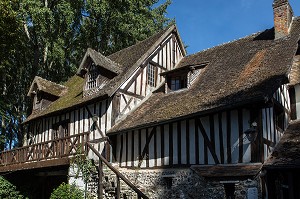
[108,25,176,58]
[188,31,265,57]
[35,76,66,88]
[88,48,122,71]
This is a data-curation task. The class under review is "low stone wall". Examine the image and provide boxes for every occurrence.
[69,164,261,199]
[109,167,261,199]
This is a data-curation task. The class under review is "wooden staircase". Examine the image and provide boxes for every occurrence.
[86,142,148,199]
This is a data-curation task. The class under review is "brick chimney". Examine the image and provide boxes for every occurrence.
[273,0,294,39]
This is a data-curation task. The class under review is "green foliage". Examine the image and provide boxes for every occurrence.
[81,0,172,55]
[72,153,96,184]
[50,182,84,199]
[0,176,25,199]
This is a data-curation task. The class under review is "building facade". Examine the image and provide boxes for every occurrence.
[1,0,300,198]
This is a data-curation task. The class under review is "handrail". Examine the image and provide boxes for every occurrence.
[0,132,89,166]
[86,142,149,199]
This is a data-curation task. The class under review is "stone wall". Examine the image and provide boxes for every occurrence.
[119,168,261,199]
[69,164,262,199]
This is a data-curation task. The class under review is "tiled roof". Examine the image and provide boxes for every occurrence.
[24,25,179,123]
[77,48,122,75]
[108,17,300,134]
[27,76,66,97]
[264,120,300,168]
[289,55,300,85]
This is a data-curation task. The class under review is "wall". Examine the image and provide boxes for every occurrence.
[80,166,261,199]
[25,33,184,152]
[262,84,291,159]
[115,108,253,168]
[116,34,184,119]
[26,98,113,158]
[114,84,291,168]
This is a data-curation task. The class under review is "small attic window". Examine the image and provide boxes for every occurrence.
[161,62,209,93]
[86,63,100,89]
[170,76,187,91]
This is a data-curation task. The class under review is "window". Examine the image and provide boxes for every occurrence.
[147,63,156,87]
[168,76,187,91]
[171,76,187,90]
[87,63,99,89]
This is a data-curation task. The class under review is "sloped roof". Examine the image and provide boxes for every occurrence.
[289,55,300,85]
[24,25,181,123]
[27,76,66,97]
[108,17,300,134]
[191,163,262,180]
[264,120,300,168]
[77,48,121,75]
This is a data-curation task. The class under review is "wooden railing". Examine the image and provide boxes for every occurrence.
[0,132,89,166]
[86,142,149,199]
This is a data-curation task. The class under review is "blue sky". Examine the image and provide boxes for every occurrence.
[164,0,300,55]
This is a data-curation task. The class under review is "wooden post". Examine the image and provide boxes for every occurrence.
[98,158,103,199]
[116,176,120,199]
[288,172,294,199]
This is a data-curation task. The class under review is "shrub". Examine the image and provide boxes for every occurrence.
[0,176,25,199]
[50,182,84,199]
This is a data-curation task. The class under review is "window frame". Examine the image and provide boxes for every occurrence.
[147,63,156,87]
[168,74,187,91]
[86,63,100,89]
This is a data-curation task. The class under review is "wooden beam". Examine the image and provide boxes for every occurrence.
[120,97,134,115]
[111,93,120,126]
[138,127,157,167]
[149,60,167,71]
[122,67,144,92]
[35,170,68,176]
[238,109,243,163]
[85,106,106,138]
[218,113,225,164]
[226,111,232,163]
[196,118,220,164]
[0,158,70,173]
[119,89,144,100]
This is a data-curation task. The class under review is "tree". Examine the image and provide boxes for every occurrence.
[0,176,26,199]
[0,0,172,148]
[50,183,85,199]
[80,0,172,55]
[0,0,24,150]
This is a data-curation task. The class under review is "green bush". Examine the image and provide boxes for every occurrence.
[0,176,25,199]
[50,182,84,199]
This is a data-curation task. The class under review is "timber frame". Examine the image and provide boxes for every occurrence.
[1,5,300,198]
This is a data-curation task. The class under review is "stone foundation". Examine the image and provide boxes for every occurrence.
[117,168,261,199]
[69,164,261,199]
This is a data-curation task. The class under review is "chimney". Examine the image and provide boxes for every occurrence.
[273,0,294,39]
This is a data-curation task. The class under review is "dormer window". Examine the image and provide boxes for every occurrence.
[27,76,65,111]
[76,48,120,96]
[161,62,209,93]
[86,63,100,89]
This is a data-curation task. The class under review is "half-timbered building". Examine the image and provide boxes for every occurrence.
[1,0,300,198]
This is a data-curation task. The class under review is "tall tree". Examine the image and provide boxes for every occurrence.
[0,0,24,149]
[80,0,172,55]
